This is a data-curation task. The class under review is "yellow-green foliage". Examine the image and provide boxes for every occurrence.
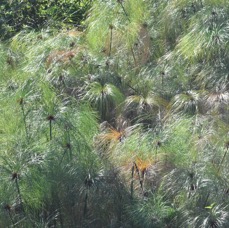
[86,0,149,53]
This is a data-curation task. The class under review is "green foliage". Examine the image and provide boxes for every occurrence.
[129,195,176,228]
[84,81,124,121]
[86,0,149,53]
[0,0,92,39]
[0,0,229,226]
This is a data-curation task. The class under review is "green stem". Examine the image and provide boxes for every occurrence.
[218,148,228,173]
[8,211,14,226]
[20,103,29,141]
[133,162,144,194]
[203,192,210,208]
[67,131,72,160]
[83,191,88,217]
[15,178,25,215]
[118,1,130,20]
[57,198,64,228]
[49,119,52,141]
[109,27,113,57]
[130,46,137,67]
[101,92,104,121]
[130,164,134,199]
[59,150,67,165]
[161,72,164,88]
[200,0,203,7]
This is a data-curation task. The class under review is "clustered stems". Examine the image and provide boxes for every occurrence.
[204,144,229,207]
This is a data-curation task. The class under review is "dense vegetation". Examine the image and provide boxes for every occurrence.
[0,0,91,39]
[0,0,229,227]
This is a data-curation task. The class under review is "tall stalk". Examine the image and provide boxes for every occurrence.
[161,71,165,89]
[109,25,113,57]
[4,204,14,226]
[49,120,52,140]
[66,125,72,159]
[18,98,29,141]
[117,0,129,20]
[12,173,25,215]
[83,190,88,217]
[59,143,71,165]
[84,175,93,218]
[130,163,134,199]
[133,162,144,194]
[101,92,104,121]
[47,115,55,141]
[155,140,161,161]
[118,0,137,68]
[217,145,229,173]
[130,46,137,67]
